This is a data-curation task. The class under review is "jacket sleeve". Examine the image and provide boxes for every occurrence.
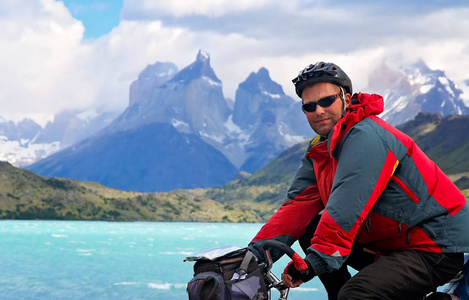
[306,121,399,276]
[249,154,325,262]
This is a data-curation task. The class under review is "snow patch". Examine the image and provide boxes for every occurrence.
[0,136,61,167]
[262,90,281,98]
[156,70,175,78]
[420,84,433,94]
[390,95,408,112]
[458,84,469,104]
[199,131,224,143]
[203,76,221,87]
[199,50,210,60]
[409,70,428,86]
[224,115,242,134]
[438,76,449,86]
[171,118,190,130]
[438,76,455,97]
[278,123,306,145]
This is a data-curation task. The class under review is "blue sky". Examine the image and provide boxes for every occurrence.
[61,0,122,39]
[1,0,469,125]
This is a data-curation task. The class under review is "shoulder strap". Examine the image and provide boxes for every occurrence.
[239,251,254,273]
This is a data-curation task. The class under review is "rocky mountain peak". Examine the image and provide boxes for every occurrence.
[196,49,210,63]
[239,67,285,96]
[369,59,468,126]
[129,61,178,107]
[168,50,221,86]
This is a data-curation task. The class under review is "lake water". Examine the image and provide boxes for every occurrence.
[0,221,328,299]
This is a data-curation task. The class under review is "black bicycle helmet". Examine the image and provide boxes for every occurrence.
[292,62,353,98]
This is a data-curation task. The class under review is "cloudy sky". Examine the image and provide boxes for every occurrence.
[1,0,469,126]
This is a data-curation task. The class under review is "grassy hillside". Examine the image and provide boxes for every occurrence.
[0,161,263,222]
[397,113,469,174]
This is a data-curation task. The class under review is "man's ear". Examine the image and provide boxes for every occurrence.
[344,93,352,107]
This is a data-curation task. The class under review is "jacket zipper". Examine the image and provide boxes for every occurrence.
[366,217,371,232]
[400,222,411,244]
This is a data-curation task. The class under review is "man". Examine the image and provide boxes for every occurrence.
[248,62,469,299]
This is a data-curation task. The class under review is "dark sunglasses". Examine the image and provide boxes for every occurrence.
[302,94,340,113]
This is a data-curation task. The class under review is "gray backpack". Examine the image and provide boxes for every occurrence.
[185,245,268,300]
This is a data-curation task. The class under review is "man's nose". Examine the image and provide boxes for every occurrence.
[315,104,326,114]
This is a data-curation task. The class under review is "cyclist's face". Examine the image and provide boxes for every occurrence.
[302,82,351,137]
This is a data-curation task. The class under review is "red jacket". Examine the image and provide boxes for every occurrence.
[251,93,469,276]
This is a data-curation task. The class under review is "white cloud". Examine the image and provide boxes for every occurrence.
[0,0,89,125]
[89,20,210,110]
[1,0,469,126]
[125,0,271,18]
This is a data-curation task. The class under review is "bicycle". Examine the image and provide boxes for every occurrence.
[186,240,468,300]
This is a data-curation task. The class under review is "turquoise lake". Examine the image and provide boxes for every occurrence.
[0,221,328,299]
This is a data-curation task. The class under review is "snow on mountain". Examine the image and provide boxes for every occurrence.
[0,118,53,167]
[0,109,117,167]
[0,136,60,167]
[369,60,469,126]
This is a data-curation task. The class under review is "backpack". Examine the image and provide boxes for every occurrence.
[185,245,268,300]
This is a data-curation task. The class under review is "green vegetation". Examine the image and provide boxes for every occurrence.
[454,176,469,190]
[398,113,469,174]
[0,162,263,222]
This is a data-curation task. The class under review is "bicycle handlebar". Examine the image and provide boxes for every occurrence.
[261,239,308,272]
